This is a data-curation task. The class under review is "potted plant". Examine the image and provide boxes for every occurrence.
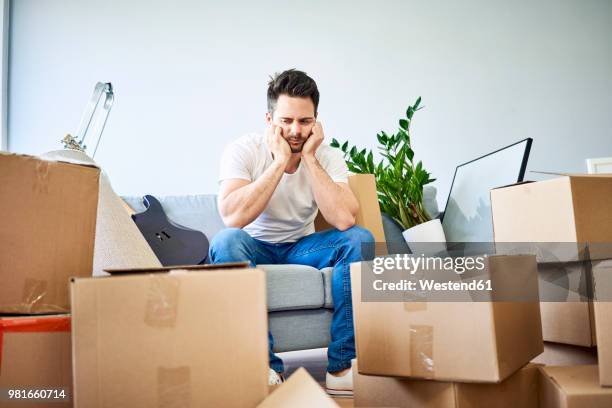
[330,97,445,252]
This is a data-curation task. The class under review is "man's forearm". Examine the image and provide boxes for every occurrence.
[220,160,286,228]
[303,155,358,230]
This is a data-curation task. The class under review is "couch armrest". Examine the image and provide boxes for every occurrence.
[314,174,386,249]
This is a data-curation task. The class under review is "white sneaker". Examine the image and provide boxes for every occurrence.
[325,367,353,397]
[268,368,284,386]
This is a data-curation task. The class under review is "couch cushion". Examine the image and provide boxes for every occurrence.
[269,309,332,352]
[121,194,226,240]
[260,264,325,312]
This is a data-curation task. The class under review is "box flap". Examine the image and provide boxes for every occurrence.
[0,150,99,170]
[491,180,536,190]
[531,170,612,178]
[104,261,249,274]
[257,368,338,407]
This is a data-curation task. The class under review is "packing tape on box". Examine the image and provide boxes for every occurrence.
[34,159,51,193]
[157,366,191,408]
[410,324,435,377]
[21,278,49,313]
[403,302,427,312]
[0,315,70,370]
[2,278,65,315]
[145,275,180,327]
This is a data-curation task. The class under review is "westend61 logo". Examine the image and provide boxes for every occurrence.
[372,253,487,275]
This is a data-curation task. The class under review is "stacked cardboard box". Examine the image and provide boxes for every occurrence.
[540,365,612,407]
[491,174,612,392]
[354,360,540,408]
[0,152,101,407]
[350,252,544,407]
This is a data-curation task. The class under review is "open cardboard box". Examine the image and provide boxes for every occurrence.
[0,152,100,314]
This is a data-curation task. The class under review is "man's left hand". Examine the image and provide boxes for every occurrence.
[302,121,324,159]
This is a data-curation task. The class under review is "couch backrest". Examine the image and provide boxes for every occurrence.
[122,194,227,240]
[122,185,438,243]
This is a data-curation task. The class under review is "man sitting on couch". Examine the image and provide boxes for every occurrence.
[209,69,374,396]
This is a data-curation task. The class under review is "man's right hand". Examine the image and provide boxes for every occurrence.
[266,124,291,164]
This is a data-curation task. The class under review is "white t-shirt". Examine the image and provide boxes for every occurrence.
[218,133,349,243]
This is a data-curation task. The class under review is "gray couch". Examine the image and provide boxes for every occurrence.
[122,187,438,353]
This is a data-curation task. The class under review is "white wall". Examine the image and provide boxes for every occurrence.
[8,0,612,208]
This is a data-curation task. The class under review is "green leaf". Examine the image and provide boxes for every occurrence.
[414,96,421,110]
[330,138,339,148]
[406,147,414,162]
[399,119,408,130]
[341,141,348,152]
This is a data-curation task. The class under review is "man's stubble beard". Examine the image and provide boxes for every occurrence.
[286,135,306,154]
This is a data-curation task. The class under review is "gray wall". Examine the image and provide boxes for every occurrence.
[8,0,612,207]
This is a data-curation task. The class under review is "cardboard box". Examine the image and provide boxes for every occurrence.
[531,342,598,366]
[71,265,269,407]
[539,365,612,408]
[592,259,612,386]
[315,173,386,254]
[538,262,596,346]
[0,315,72,408]
[351,255,543,382]
[258,367,338,407]
[491,174,612,262]
[354,361,540,408]
[0,152,100,314]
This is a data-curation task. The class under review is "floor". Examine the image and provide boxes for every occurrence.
[278,348,354,407]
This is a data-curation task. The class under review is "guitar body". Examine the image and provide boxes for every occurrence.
[131,195,209,266]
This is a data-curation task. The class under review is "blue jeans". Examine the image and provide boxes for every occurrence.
[208,225,375,373]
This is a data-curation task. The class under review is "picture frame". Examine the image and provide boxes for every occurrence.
[586,157,612,174]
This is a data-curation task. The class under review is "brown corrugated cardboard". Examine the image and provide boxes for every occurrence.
[351,255,543,382]
[354,360,539,408]
[0,315,72,408]
[592,259,612,386]
[0,152,100,314]
[531,342,598,366]
[71,266,269,408]
[538,262,596,346]
[315,173,386,254]
[490,174,612,262]
[257,367,339,407]
[539,365,612,408]
[40,149,161,277]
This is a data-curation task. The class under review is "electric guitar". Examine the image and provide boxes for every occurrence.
[130,195,210,266]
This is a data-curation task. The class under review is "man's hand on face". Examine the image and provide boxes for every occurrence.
[266,124,291,164]
[302,121,324,159]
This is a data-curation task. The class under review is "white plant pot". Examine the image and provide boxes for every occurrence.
[402,219,447,256]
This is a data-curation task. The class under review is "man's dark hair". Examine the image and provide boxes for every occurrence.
[267,69,319,115]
